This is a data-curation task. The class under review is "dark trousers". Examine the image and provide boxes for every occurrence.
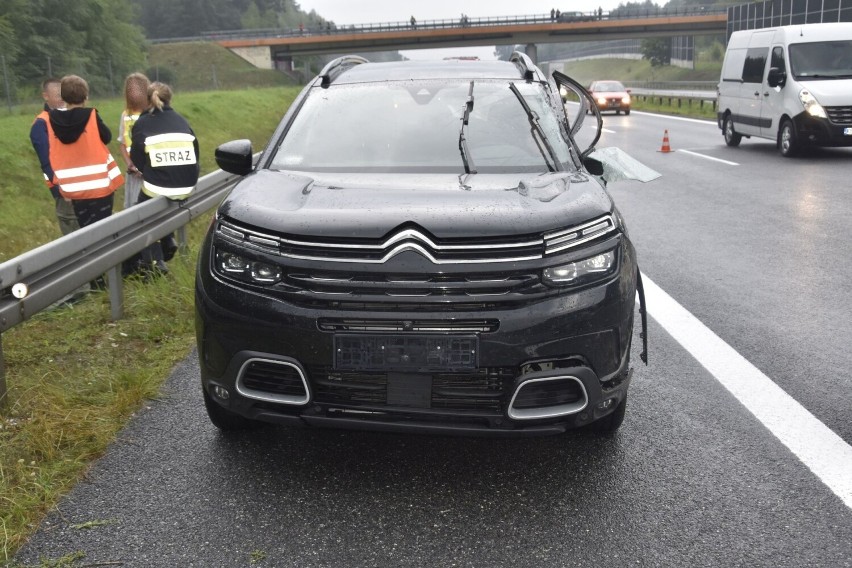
[136,191,171,265]
[72,194,114,227]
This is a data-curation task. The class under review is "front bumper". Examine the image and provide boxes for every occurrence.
[793,112,852,148]
[195,238,638,437]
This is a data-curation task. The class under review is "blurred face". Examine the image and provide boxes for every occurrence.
[43,82,64,110]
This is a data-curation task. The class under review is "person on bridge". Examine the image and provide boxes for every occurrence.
[29,78,79,236]
[47,75,122,230]
[130,82,199,275]
[410,15,416,28]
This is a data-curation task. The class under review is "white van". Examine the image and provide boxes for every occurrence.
[717,23,852,157]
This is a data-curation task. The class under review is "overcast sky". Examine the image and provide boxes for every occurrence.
[296,0,626,60]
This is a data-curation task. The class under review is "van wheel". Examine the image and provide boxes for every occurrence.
[779,119,799,157]
[723,115,742,146]
[203,388,264,431]
[591,393,627,436]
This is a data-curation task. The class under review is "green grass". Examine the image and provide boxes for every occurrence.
[558,57,721,121]
[559,56,722,85]
[0,85,300,563]
[147,42,297,92]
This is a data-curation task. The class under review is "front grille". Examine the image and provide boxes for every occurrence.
[215,215,619,310]
[218,214,616,262]
[826,106,852,126]
[310,367,514,413]
[317,319,499,333]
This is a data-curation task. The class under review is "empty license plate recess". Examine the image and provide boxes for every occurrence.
[334,335,478,371]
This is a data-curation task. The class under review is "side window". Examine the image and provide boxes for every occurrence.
[770,46,786,72]
[742,47,768,83]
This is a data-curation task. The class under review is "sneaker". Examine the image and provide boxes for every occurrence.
[161,235,178,262]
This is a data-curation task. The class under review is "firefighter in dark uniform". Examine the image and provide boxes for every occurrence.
[130,82,200,274]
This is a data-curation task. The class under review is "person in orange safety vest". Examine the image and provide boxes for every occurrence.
[47,75,123,229]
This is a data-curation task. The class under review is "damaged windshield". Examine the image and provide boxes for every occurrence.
[270,80,576,174]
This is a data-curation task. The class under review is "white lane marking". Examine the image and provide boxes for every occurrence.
[630,110,718,126]
[678,149,739,166]
[642,274,852,510]
[602,128,617,134]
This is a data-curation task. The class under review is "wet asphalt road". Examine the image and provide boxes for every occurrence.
[15,112,852,567]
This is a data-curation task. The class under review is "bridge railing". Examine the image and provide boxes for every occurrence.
[157,5,726,44]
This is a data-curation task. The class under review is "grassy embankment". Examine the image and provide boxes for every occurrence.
[560,57,722,120]
[0,41,299,563]
[0,42,719,563]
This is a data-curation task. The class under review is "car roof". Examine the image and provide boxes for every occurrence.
[332,59,529,84]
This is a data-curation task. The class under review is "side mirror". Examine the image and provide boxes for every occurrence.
[625,88,632,94]
[215,139,253,176]
[767,67,787,89]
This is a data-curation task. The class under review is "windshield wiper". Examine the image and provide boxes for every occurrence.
[458,81,477,174]
[509,83,561,172]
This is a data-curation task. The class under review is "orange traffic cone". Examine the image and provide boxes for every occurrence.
[658,129,673,153]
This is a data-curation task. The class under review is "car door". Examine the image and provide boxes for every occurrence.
[760,45,788,139]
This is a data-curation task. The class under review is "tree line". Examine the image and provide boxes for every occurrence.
[1,0,739,102]
[0,0,332,101]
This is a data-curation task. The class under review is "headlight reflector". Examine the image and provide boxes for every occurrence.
[215,249,282,285]
[543,250,616,287]
[799,89,827,118]
[622,95,631,104]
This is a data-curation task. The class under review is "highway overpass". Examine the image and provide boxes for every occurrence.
[201,8,727,68]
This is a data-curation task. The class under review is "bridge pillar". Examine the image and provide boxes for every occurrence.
[229,45,274,70]
[525,43,538,64]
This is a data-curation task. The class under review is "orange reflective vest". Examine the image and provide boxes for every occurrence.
[46,110,124,200]
[34,110,54,189]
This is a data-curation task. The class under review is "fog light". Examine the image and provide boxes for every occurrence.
[213,385,230,400]
[597,398,615,410]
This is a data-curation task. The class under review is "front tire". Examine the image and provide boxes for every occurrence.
[779,119,799,157]
[203,388,264,431]
[723,114,742,147]
[624,108,630,116]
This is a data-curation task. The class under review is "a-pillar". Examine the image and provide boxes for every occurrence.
[525,43,538,64]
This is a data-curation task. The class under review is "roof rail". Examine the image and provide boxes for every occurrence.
[510,52,540,82]
[318,55,369,88]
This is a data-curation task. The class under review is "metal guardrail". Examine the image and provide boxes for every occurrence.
[0,167,243,403]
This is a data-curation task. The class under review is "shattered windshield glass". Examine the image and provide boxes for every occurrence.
[270,80,576,174]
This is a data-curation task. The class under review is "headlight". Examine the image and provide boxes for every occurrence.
[542,249,617,287]
[215,249,282,285]
[622,95,631,104]
[597,96,607,105]
[799,89,827,118]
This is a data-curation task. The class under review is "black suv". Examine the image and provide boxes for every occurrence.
[196,53,649,436]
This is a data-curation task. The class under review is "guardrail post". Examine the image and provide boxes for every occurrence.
[177,225,188,257]
[0,332,7,409]
[107,265,124,321]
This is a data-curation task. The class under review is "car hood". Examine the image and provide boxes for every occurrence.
[592,91,628,98]
[797,78,852,106]
[218,170,614,239]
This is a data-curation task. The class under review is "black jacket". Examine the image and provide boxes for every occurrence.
[48,107,111,145]
[130,105,200,199]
